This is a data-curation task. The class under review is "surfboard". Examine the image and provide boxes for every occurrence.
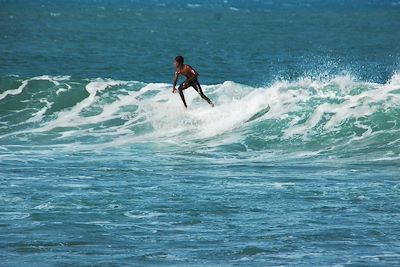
[245,105,270,123]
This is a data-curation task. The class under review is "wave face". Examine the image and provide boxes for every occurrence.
[1,74,400,161]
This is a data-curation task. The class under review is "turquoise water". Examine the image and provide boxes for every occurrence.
[1,1,400,266]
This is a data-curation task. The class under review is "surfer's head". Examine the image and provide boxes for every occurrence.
[174,56,184,67]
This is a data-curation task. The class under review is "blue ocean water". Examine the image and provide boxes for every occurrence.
[1,0,400,266]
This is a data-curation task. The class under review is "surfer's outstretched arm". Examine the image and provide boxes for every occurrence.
[172,72,179,93]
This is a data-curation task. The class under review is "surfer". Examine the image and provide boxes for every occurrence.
[172,56,214,108]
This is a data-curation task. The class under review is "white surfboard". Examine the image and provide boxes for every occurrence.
[245,105,270,123]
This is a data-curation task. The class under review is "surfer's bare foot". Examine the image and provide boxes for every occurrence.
[210,103,215,108]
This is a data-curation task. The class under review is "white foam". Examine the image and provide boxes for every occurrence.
[278,74,400,138]
[124,211,164,219]
[54,74,399,152]
[0,79,29,101]
[271,182,295,189]
[0,75,69,101]
[56,83,71,95]
[133,81,269,141]
[331,74,357,93]
[388,71,400,86]
[34,203,54,210]
[187,4,201,8]
[27,98,52,123]
[4,74,400,158]
[37,78,130,131]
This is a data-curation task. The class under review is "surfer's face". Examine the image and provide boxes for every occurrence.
[174,60,180,68]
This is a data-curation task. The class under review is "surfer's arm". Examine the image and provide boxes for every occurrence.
[172,72,179,93]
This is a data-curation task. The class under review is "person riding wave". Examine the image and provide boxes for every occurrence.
[172,56,214,108]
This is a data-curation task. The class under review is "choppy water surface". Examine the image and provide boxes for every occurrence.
[1,0,400,266]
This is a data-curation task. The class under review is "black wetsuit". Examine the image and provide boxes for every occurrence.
[178,79,213,108]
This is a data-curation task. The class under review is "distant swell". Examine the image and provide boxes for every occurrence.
[1,73,400,161]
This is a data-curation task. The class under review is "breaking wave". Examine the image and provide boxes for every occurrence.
[1,73,399,161]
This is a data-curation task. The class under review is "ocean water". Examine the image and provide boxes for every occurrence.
[1,0,400,266]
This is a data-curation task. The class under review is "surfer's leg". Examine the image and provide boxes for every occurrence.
[193,81,214,107]
[178,82,188,108]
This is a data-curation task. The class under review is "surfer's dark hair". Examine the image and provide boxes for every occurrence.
[175,56,184,65]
